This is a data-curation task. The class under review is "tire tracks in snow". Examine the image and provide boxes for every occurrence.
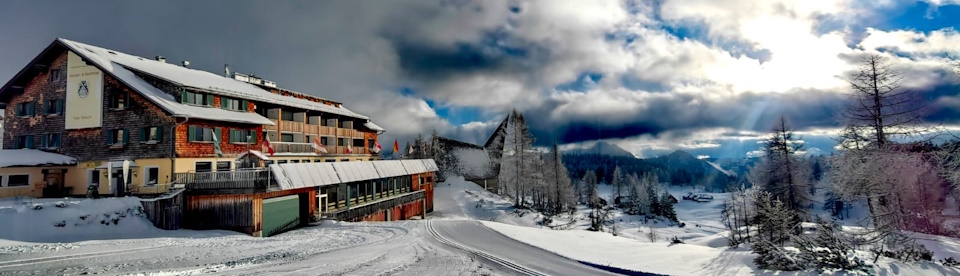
[426,220,547,276]
[0,243,179,270]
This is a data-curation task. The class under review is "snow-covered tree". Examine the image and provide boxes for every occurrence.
[627,173,643,215]
[749,116,812,216]
[722,184,756,247]
[545,142,576,214]
[795,217,869,272]
[612,166,625,203]
[496,111,537,208]
[429,129,454,180]
[581,170,598,205]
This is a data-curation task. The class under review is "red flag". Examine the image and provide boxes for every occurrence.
[393,140,399,152]
[263,137,275,157]
[346,144,352,154]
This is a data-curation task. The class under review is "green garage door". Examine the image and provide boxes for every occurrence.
[263,195,301,237]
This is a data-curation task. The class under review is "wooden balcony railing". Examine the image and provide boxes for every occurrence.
[336,128,353,137]
[305,124,319,134]
[173,169,272,190]
[279,120,304,133]
[273,142,314,153]
[320,126,337,136]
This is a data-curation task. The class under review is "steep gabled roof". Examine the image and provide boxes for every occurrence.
[58,39,369,120]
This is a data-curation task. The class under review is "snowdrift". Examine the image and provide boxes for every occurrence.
[0,197,169,243]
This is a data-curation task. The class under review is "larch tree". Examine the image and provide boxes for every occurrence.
[833,54,933,240]
[749,116,812,218]
[612,166,625,204]
[546,142,576,214]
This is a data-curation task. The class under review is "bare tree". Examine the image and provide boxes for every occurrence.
[840,54,928,149]
[750,116,812,216]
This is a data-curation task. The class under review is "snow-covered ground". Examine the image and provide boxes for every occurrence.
[438,176,960,275]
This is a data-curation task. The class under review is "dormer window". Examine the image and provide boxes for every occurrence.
[220,97,247,111]
[181,91,212,106]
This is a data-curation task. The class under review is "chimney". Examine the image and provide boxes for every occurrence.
[182,60,190,68]
[155,56,166,63]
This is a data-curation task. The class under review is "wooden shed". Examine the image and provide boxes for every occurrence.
[184,187,316,237]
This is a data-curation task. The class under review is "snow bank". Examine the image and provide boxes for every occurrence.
[0,197,169,244]
[481,221,758,275]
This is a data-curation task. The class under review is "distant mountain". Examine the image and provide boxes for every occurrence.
[647,150,735,191]
[566,141,637,158]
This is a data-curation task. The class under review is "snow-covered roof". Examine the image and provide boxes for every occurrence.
[332,161,380,183]
[237,150,270,160]
[268,159,438,190]
[372,160,407,178]
[421,159,439,172]
[400,160,429,174]
[57,39,275,125]
[58,38,368,120]
[364,122,385,133]
[0,149,77,168]
[274,163,341,190]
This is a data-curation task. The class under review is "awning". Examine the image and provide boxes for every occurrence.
[95,160,138,169]
[400,160,428,174]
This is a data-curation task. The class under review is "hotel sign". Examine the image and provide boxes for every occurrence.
[65,51,103,129]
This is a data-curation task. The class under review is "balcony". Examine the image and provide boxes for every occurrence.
[305,124,319,134]
[279,120,304,133]
[273,142,314,154]
[320,126,336,136]
[174,169,273,191]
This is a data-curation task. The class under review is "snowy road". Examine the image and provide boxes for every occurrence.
[0,179,614,275]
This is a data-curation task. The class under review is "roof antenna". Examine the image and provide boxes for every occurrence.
[224,64,231,77]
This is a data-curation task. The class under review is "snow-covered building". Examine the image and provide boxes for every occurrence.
[0,38,385,198]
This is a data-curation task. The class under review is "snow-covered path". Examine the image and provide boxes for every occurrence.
[0,178,609,275]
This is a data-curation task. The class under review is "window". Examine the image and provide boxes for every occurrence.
[216,161,231,171]
[49,69,62,82]
[325,159,334,162]
[107,129,128,146]
[15,102,35,117]
[322,118,336,127]
[15,135,34,149]
[195,162,212,172]
[338,138,348,147]
[321,137,331,146]
[41,133,61,149]
[290,160,300,163]
[6,175,29,187]
[302,159,311,163]
[140,127,162,143]
[277,160,288,164]
[340,120,353,129]
[220,97,246,111]
[108,92,129,109]
[45,99,64,115]
[340,159,349,162]
[144,167,159,186]
[280,111,294,121]
[280,133,294,142]
[229,129,255,144]
[188,126,220,142]
[180,91,213,106]
[264,160,275,165]
[353,139,364,148]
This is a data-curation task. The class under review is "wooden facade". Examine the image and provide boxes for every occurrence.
[184,187,316,236]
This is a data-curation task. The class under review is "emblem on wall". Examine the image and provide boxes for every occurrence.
[78,80,89,98]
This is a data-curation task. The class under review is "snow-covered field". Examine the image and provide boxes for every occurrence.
[439,176,960,275]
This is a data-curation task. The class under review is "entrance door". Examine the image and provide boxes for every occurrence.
[262,195,302,237]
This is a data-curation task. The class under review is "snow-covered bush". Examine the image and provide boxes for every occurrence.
[752,239,809,271]
[795,218,870,272]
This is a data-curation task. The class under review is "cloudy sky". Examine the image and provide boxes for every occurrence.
[1,0,959,158]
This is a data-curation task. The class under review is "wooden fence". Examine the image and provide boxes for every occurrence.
[139,189,184,230]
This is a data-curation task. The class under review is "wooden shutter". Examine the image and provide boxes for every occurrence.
[205,94,214,106]
[107,130,115,145]
[157,127,163,142]
[140,128,146,142]
[41,134,48,149]
[38,102,45,116]
[188,126,197,142]
[15,103,22,116]
[241,100,248,111]
[123,129,130,145]
[57,99,64,114]
[215,128,222,141]
[25,136,34,149]
[181,90,188,104]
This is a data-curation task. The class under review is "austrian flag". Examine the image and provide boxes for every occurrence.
[371,140,382,153]
[263,137,275,157]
